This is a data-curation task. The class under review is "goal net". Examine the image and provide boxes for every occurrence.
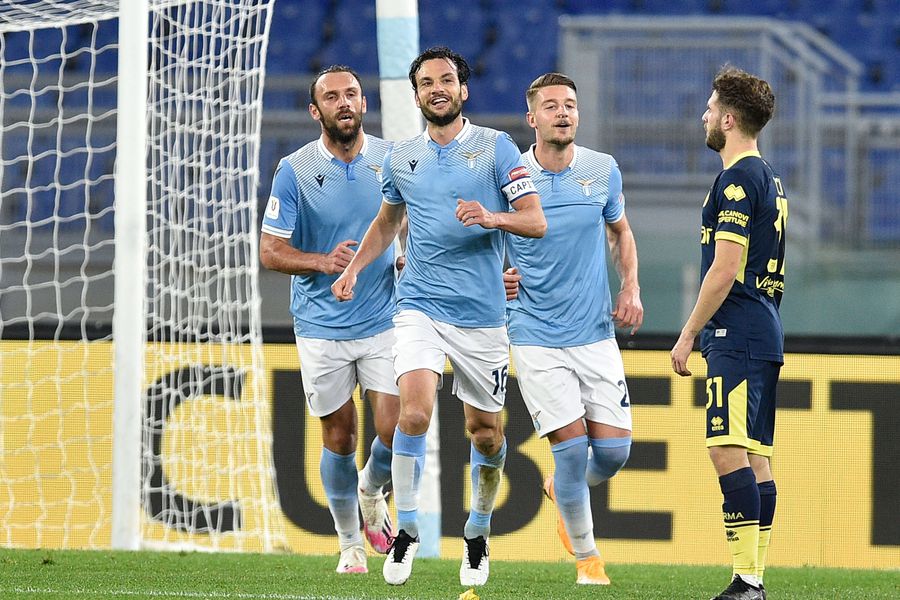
[0,0,285,551]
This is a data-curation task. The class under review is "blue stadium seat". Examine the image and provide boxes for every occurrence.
[419,2,486,59]
[267,1,326,73]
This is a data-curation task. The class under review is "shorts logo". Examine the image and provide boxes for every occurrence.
[715,328,727,337]
[462,150,483,169]
[724,184,746,202]
[265,196,280,220]
[531,410,541,431]
[509,166,529,181]
[368,164,383,183]
[711,415,725,431]
[576,178,596,196]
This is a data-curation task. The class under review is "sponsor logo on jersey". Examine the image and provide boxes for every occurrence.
[408,159,418,172]
[756,275,785,297]
[715,328,727,337]
[717,209,750,228]
[265,196,280,220]
[724,183,746,202]
[368,164,383,183]
[314,174,325,187]
[462,150,483,169]
[509,166,529,181]
[576,178,596,196]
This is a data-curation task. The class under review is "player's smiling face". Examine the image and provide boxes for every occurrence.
[703,91,726,152]
[527,84,578,147]
[413,58,468,127]
[310,71,366,144]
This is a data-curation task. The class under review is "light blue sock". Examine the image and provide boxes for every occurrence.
[359,436,392,494]
[464,438,507,540]
[391,427,426,538]
[320,447,362,550]
[552,435,598,559]
[586,436,631,487]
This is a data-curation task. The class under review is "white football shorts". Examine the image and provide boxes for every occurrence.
[392,309,509,413]
[295,328,399,417]
[511,338,632,437]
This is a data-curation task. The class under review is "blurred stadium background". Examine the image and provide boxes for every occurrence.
[2,0,898,334]
[0,0,897,577]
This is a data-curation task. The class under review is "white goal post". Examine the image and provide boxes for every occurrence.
[0,0,284,552]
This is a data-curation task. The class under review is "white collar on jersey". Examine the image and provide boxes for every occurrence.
[526,143,579,174]
[316,134,369,162]
[421,117,472,146]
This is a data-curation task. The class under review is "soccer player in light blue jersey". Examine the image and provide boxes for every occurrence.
[506,73,643,586]
[672,66,783,600]
[260,66,399,575]
[332,47,546,587]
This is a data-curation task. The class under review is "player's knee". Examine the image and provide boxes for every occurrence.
[587,439,631,484]
[322,426,356,455]
[398,408,431,436]
[468,426,502,456]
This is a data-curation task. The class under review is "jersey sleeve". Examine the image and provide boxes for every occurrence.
[381,146,404,205]
[494,132,537,206]
[261,158,298,239]
[603,159,625,224]
[713,169,754,246]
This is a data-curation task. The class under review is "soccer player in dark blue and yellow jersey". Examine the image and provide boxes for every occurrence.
[671,66,784,600]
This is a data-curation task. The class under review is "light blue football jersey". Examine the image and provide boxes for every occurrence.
[261,134,395,340]
[382,119,536,328]
[507,145,624,347]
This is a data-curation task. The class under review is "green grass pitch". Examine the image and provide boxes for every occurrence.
[0,549,897,599]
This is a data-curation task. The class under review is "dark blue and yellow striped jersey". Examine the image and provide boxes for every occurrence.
[699,151,787,362]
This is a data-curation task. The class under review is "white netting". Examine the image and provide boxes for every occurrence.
[0,0,285,551]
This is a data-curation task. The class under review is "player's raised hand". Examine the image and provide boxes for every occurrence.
[503,267,521,301]
[331,270,357,302]
[456,199,498,229]
[612,286,644,335]
[320,240,358,274]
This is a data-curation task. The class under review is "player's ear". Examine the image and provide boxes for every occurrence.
[722,111,736,131]
[361,95,367,114]
[525,111,536,129]
[308,103,321,121]
[461,83,469,102]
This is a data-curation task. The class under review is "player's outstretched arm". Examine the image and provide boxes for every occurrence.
[332,201,406,302]
[607,215,643,335]
[455,193,546,238]
[671,239,743,376]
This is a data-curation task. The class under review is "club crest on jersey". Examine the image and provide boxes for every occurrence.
[314,174,325,187]
[576,178,596,196]
[724,183,746,201]
[409,159,418,172]
[462,150,483,169]
[368,164,383,183]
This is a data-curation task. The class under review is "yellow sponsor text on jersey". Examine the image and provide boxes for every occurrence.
[717,209,749,228]
[724,183,746,201]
